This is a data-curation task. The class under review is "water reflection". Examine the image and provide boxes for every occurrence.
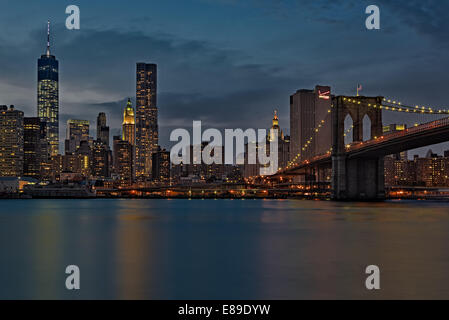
[0,199,449,299]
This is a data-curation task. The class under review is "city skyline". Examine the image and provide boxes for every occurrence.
[0,1,448,156]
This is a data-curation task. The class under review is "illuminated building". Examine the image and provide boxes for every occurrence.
[290,86,332,164]
[152,147,170,184]
[385,149,449,187]
[0,105,24,177]
[384,157,415,186]
[136,63,158,179]
[243,110,290,178]
[123,98,135,146]
[49,155,62,182]
[113,136,133,186]
[62,138,91,179]
[269,110,290,171]
[171,143,234,184]
[23,117,47,179]
[37,21,59,156]
[65,119,89,154]
[91,140,110,179]
[97,113,109,147]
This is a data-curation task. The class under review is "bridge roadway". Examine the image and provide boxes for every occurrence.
[278,116,449,176]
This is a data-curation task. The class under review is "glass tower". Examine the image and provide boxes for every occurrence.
[38,21,59,156]
[136,63,158,179]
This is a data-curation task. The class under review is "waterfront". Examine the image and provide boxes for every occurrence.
[1,199,449,299]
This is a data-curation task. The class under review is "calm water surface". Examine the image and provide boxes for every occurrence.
[1,199,449,299]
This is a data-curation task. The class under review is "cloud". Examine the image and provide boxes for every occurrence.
[0,1,448,156]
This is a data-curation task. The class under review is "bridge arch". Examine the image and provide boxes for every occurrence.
[332,96,383,153]
[331,95,385,200]
[344,114,354,145]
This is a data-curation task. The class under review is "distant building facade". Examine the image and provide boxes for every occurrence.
[290,85,332,163]
[385,149,449,187]
[91,140,110,179]
[152,147,170,184]
[23,117,47,179]
[136,63,158,179]
[123,98,136,146]
[243,110,290,178]
[0,105,24,177]
[96,112,109,147]
[113,136,133,186]
[65,119,89,154]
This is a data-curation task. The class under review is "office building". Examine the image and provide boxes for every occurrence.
[0,105,24,177]
[243,111,290,178]
[65,119,89,154]
[23,117,47,179]
[385,149,449,187]
[37,21,59,156]
[136,63,158,179]
[97,112,109,147]
[91,140,110,179]
[113,136,133,186]
[152,147,170,184]
[123,98,136,146]
[290,85,332,163]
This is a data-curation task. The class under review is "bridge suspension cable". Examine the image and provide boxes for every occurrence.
[280,105,334,172]
[345,97,449,115]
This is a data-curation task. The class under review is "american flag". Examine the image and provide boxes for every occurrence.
[357,84,363,91]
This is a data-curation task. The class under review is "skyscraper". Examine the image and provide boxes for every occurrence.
[123,98,135,146]
[136,63,158,179]
[113,136,133,187]
[23,117,47,179]
[152,147,170,184]
[65,119,89,154]
[290,85,332,163]
[91,140,110,179]
[97,112,109,147]
[37,21,59,156]
[0,105,24,177]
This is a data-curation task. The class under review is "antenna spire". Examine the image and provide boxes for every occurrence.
[46,20,51,56]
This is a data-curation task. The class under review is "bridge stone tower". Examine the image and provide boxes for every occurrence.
[331,96,385,200]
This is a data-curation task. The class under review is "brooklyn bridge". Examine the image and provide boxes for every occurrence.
[271,94,449,201]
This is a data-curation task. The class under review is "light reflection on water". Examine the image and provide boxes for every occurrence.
[0,199,449,299]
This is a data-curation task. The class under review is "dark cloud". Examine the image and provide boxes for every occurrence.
[0,1,448,156]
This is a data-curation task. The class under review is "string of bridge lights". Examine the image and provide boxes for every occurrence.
[343,125,354,138]
[343,97,449,115]
[281,106,333,171]
[271,96,448,176]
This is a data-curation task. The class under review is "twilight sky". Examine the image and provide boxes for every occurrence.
[0,0,448,156]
